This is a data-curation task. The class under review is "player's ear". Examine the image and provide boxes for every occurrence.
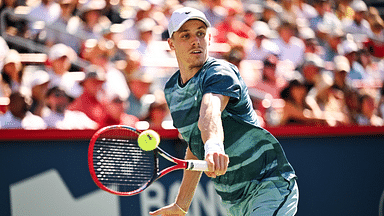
[168,38,175,51]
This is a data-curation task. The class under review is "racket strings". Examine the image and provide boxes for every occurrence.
[93,137,156,192]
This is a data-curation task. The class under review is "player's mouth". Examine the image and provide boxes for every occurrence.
[190,50,203,55]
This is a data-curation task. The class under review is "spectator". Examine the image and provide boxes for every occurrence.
[223,45,245,69]
[67,65,107,124]
[322,27,345,61]
[313,22,330,48]
[309,0,341,33]
[121,49,142,79]
[28,0,61,39]
[363,13,384,58]
[0,91,47,129]
[331,55,353,94]
[82,38,130,102]
[344,88,360,124]
[299,27,323,56]
[356,48,381,81]
[294,0,318,22]
[300,53,324,92]
[126,71,154,120]
[98,90,139,128]
[306,72,348,126]
[0,0,29,48]
[246,21,279,61]
[99,21,126,62]
[259,0,282,30]
[273,21,305,68]
[242,5,260,29]
[342,0,372,43]
[200,0,226,27]
[280,0,297,25]
[254,54,285,99]
[47,43,82,99]
[356,94,383,126]
[77,0,107,42]
[101,0,124,24]
[122,2,152,40]
[335,0,355,20]
[28,70,51,117]
[0,49,23,97]
[143,91,171,129]
[279,78,325,126]
[366,7,384,41]
[44,86,98,129]
[45,0,83,54]
[136,17,168,70]
[340,38,370,81]
[213,7,255,44]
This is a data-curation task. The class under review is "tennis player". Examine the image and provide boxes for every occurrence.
[150,7,298,216]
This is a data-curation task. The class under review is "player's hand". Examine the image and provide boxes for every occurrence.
[204,152,229,178]
[149,203,187,216]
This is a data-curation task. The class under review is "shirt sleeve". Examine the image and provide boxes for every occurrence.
[201,63,241,101]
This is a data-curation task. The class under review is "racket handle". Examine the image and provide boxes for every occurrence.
[186,160,209,171]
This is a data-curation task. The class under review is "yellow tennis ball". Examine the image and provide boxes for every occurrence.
[138,130,160,151]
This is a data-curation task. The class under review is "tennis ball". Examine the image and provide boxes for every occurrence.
[138,130,160,151]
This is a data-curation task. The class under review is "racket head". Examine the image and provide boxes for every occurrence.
[88,125,158,196]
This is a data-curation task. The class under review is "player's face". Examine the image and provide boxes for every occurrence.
[168,20,210,71]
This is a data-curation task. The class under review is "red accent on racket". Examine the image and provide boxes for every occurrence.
[88,125,208,196]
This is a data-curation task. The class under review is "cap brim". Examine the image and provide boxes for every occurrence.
[169,17,210,37]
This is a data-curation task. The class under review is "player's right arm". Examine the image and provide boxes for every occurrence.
[149,147,202,216]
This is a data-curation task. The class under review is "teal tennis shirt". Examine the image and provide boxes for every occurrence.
[164,57,296,202]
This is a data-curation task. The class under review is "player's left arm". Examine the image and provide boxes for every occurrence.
[198,93,230,178]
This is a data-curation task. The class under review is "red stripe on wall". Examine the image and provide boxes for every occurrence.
[0,126,383,141]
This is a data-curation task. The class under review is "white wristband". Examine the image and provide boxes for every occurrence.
[204,138,224,158]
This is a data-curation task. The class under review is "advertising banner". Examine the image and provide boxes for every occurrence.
[1,128,384,216]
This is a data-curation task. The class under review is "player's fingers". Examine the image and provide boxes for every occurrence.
[221,154,229,175]
[215,154,229,176]
[213,153,222,174]
[204,171,217,178]
[205,154,215,172]
[205,155,217,178]
[213,153,220,174]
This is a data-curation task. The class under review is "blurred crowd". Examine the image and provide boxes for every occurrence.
[1,0,384,130]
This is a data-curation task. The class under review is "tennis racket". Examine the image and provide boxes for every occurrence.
[88,125,208,196]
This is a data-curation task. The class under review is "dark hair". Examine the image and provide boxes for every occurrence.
[280,79,305,100]
[357,93,375,114]
[1,66,24,86]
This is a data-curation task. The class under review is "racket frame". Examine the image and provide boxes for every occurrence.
[88,125,208,196]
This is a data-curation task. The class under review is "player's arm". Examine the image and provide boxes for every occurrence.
[198,93,230,178]
[149,147,202,215]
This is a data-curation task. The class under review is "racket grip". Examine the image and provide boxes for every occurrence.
[186,160,209,171]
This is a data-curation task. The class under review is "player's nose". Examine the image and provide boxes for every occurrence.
[190,35,200,46]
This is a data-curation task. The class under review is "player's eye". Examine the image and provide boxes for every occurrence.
[180,33,189,39]
[197,31,205,37]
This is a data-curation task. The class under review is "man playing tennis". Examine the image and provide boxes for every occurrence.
[150,7,298,216]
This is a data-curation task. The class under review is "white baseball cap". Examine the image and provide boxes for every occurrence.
[333,55,350,72]
[339,39,358,55]
[351,0,368,12]
[168,7,211,37]
[253,21,271,38]
[30,70,50,87]
[49,43,76,62]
